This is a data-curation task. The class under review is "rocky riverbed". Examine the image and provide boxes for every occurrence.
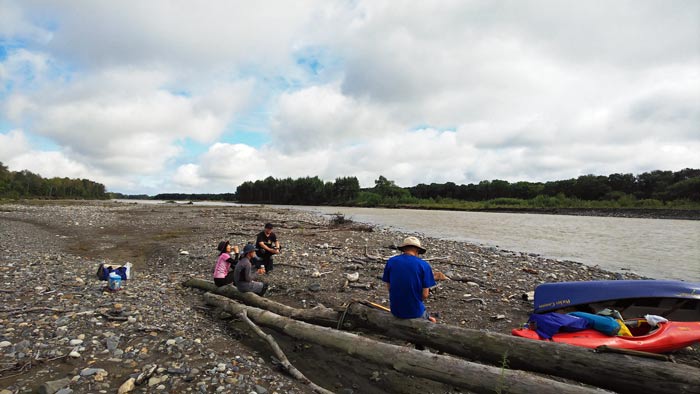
[0,201,697,394]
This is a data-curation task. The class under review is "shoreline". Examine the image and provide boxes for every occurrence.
[0,201,697,393]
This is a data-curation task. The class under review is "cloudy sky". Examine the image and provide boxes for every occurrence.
[1,1,698,194]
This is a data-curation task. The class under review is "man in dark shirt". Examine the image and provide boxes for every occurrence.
[255,222,280,273]
[234,243,267,295]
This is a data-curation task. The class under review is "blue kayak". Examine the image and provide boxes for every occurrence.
[533,280,700,321]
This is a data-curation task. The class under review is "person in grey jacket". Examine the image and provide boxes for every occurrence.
[233,244,268,296]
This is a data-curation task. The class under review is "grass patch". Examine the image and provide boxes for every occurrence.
[152,230,187,241]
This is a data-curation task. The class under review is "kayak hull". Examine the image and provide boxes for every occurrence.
[512,320,700,353]
[532,280,700,321]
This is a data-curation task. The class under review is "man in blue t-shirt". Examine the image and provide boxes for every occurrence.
[382,236,437,321]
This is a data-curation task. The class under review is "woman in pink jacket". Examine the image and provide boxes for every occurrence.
[213,240,240,287]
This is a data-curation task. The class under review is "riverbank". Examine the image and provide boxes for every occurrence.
[0,201,697,393]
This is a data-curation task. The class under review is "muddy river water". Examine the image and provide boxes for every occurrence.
[292,206,700,282]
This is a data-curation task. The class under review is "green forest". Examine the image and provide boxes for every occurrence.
[0,162,107,200]
[234,169,700,210]
[2,159,699,211]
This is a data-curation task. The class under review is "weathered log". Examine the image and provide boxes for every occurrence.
[344,304,700,394]
[203,292,609,394]
[237,310,334,394]
[183,278,339,326]
[184,278,700,394]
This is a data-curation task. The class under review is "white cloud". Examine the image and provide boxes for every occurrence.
[170,143,269,193]
[6,150,90,179]
[0,129,30,160]
[270,84,397,152]
[0,49,52,90]
[1,1,698,194]
[3,68,255,174]
[0,1,52,44]
[22,0,326,73]
[172,164,204,189]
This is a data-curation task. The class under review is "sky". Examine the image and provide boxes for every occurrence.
[0,1,699,194]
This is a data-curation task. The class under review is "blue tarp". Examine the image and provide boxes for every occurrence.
[528,313,591,339]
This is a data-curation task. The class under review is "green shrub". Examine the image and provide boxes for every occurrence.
[485,197,526,207]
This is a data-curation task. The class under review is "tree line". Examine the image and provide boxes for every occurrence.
[0,162,108,199]
[408,169,700,202]
[236,176,360,204]
[234,169,700,207]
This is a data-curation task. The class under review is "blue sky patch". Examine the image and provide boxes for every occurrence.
[294,46,343,84]
[222,130,265,148]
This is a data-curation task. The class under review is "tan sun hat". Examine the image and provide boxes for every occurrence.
[398,236,426,254]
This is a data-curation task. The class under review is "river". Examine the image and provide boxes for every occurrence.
[288,206,700,282]
[114,200,700,282]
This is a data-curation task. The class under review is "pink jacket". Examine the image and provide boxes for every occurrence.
[213,253,233,279]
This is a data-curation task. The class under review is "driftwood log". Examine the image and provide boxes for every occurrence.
[184,278,700,394]
[342,304,700,394]
[184,278,339,326]
[203,292,609,394]
[237,310,334,394]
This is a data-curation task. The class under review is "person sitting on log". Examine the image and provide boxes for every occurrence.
[382,236,437,322]
[234,243,269,296]
[255,222,280,274]
[213,240,240,287]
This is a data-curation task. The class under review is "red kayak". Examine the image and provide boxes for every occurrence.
[512,319,700,353]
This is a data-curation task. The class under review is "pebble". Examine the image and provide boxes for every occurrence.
[38,377,71,394]
[117,378,135,394]
[80,367,106,377]
[0,202,655,394]
[148,376,163,386]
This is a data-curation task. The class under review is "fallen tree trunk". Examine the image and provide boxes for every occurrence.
[344,304,700,394]
[237,310,334,394]
[203,292,609,394]
[184,278,700,394]
[183,278,339,326]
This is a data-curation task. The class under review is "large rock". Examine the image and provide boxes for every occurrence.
[38,377,71,394]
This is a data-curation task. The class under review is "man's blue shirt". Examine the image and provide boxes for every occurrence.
[382,254,436,318]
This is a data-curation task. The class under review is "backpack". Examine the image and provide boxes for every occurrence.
[96,263,128,281]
